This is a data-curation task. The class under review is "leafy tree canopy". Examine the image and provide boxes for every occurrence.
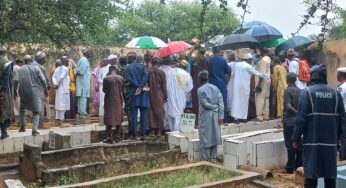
[329,8,346,40]
[111,0,240,46]
[0,0,126,47]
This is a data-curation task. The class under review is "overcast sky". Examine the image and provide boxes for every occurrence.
[132,0,346,38]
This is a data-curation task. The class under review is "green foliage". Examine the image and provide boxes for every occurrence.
[57,175,77,185]
[99,167,241,188]
[0,0,123,47]
[329,8,346,39]
[114,0,239,45]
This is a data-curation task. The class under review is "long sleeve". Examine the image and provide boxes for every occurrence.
[161,73,167,101]
[272,66,278,90]
[102,78,108,93]
[198,89,218,111]
[292,90,309,141]
[337,93,346,140]
[125,66,140,88]
[140,66,148,88]
[218,91,224,119]
[34,66,48,92]
[75,58,89,75]
[247,65,269,79]
[52,68,58,86]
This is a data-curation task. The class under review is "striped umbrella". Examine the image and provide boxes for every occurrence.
[125,36,167,49]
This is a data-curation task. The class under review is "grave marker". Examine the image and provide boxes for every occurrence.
[179,113,196,133]
[49,131,55,149]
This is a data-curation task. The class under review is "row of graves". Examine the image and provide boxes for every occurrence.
[1,113,346,188]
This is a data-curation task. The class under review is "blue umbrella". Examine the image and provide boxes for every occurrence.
[235,21,283,42]
[275,36,314,54]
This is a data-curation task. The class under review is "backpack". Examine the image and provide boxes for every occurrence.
[299,59,310,82]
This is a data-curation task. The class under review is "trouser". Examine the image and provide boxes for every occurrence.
[19,105,40,132]
[40,96,50,122]
[255,96,269,118]
[165,115,181,132]
[276,91,284,118]
[77,97,88,115]
[55,110,66,120]
[283,125,302,172]
[201,145,217,162]
[0,119,11,137]
[304,178,335,188]
[130,107,148,137]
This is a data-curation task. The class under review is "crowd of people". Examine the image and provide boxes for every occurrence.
[0,38,346,187]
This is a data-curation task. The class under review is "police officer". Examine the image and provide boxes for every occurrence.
[292,64,346,188]
[336,67,346,160]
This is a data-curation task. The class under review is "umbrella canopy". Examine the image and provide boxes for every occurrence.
[275,36,314,54]
[154,41,192,58]
[236,21,283,42]
[216,34,260,50]
[125,36,167,49]
[262,38,286,48]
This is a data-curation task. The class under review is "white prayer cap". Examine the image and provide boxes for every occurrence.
[337,67,346,73]
[107,54,118,60]
[82,47,91,53]
[242,53,253,60]
[35,51,46,60]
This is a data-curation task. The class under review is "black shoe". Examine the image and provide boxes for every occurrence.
[18,128,26,132]
[128,136,136,140]
[1,135,9,139]
[140,136,146,141]
[32,131,40,136]
[234,119,240,124]
[102,139,113,144]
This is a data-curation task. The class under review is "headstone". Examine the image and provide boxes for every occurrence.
[48,131,55,149]
[4,179,25,188]
[179,113,196,133]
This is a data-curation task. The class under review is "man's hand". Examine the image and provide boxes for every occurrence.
[254,85,262,93]
[135,88,142,96]
[44,91,48,97]
[218,119,224,125]
[293,141,301,149]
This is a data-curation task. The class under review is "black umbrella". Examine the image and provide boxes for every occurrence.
[235,21,283,42]
[216,34,260,50]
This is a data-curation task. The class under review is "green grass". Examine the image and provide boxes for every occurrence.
[99,166,241,188]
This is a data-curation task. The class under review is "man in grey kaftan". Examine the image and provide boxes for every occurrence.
[17,60,48,135]
[197,70,224,162]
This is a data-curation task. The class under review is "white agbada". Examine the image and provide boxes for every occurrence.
[160,66,193,131]
[230,61,268,119]
[227,62,236,114]
[288,58,306,89]
[52,65,70,111]
[98,64,110,116]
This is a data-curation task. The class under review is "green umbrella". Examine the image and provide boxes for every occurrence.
[261,38,286,48]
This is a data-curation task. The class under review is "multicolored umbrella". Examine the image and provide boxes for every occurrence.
[261,38,286,48]
[216,34,260,50]
[236,21,283,42]
[154,41,192,58]
[275,36,314,54]
[125,36,167,49]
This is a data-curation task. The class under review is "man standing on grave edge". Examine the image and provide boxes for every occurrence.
[197,70,223,163]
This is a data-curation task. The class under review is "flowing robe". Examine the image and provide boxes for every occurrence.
[164,67,193,131]
[148,67,167,129]
[103,75,123,126]
[198,83,223,148]
[98,64,110,116]
[189,57,209,126]
[255,56,271,118]
[272,64,287,117]
[74,56,90,98]
[92,67,101,112]
[52,65,70,111]
[18,64,47,112]
[0,59,13,121]
[230,61,268,119]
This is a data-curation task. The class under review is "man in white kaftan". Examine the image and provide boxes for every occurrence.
[230,53,270,120]
[52,58,70,123]
[98,55,117,117]
[160,57,193,131]
[287,49,306,89]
